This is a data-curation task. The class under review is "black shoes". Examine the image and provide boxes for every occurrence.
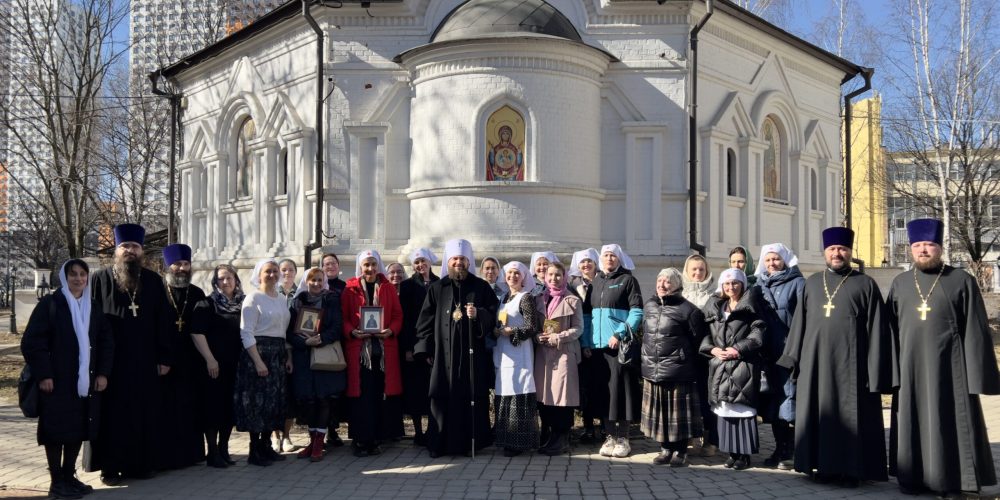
[326,431,345,450]
[724,455,737,468]
[669,452,688,468]
[731,454,751,470]
[653,450,673,465]
[540,433,569,456]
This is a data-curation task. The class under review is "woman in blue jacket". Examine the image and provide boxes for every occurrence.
[589,244,643,459]
[753,243,804,470]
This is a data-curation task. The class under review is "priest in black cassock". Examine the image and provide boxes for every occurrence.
[156,244,208,470]
[778,227,893,487]
[89,224,172,485]
[414,239,499,457]
[887,218,1000,496]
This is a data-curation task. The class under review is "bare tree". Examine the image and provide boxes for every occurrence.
[0,0,128,257]
[880,0,1000,284]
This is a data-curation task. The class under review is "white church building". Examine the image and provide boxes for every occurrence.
[158,0,868,281]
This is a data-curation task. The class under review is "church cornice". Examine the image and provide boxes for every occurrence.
[404,40,611,84]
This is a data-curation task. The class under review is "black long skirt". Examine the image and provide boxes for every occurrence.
[233,337,287,433]
[494,393,538,451]
[349,364,403,445]
[718,416,759,454]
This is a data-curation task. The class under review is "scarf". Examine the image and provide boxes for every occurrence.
[545,279,569,319]
[209,267,245,315]
[360,279,385,373]
[59,261,92,397]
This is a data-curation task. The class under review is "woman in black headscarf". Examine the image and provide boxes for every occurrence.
[190,264,246,468]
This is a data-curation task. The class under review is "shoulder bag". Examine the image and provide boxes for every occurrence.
[310,340,347,371]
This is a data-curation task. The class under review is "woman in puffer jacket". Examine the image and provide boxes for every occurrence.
[640,268,707,467]
[700,268,765,471]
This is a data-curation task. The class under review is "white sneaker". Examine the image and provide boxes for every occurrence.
[271,436,281,453]
[599,435,616,457]
[281,437,300,452]
[611,437,631,458]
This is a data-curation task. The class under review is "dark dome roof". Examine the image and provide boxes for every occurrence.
[432,0,581,43]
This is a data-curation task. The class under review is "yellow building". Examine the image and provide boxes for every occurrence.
[846,95,887,265]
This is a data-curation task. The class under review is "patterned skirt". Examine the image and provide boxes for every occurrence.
[640,380,703,444]
[234,337,287,433]
[494,393,538,451]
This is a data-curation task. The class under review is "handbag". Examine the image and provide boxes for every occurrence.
[310,340,346,371]
[18,364,39,418]
[610,318,641,368]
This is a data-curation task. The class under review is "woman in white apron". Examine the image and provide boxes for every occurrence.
[492,261,539,457]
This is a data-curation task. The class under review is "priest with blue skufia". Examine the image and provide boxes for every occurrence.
[88,224,173,486]
[778,226,893,487]
[887,218,1000,496]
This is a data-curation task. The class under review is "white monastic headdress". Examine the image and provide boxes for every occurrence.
[754,243,799,278]
[440,239,476,276]
[355,249,387,277]
[502,260,535,293]
[600,243,635,271]
[568,248,599,277]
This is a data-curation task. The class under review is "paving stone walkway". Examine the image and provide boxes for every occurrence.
[0,394,998,499]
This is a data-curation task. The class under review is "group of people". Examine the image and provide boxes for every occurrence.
[19,218,999,499]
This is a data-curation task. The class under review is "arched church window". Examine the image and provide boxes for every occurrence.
[484,105,525,181]
[235,117,255,198]
[762,116,784,201]
[726,148,737,196]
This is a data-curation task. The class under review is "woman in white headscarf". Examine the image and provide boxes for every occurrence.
[590,244,644,459]
[492,261,539,457]
[398,247,439,445]
[341,249,404,457]
[753,242,804,470]
[22,260,114,498]
[700,268,765,471]
[529,251,559,296]
[569,248,607,444]
[234,258,293,467]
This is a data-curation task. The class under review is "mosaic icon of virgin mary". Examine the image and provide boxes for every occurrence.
[486,125,524,181]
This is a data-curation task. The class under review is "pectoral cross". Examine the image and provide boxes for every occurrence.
[823,301,835,317]
[175,317,185,332]
[128,302,139,317]
[917,301,931,321]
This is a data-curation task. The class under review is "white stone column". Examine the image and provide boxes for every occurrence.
[740,137,767,247]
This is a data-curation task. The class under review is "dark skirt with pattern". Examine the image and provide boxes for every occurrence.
[640,380,703,444]
[494,393,538,451]
[717,416,759,454]
[234,337,287,433]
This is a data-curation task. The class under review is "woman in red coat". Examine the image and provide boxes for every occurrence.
[341,249,404,457]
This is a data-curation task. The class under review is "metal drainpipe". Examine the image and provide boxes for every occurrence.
[302,0,325,268]
[842,67,873,231]
[688,0,713,256]
[150,71,179,244]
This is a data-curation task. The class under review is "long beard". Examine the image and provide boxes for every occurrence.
[448,268,468,281]
[166,271,191,288]
[914,255,943,272]
[113,259,142,293]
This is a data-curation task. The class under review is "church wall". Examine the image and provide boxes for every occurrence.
[169,0,860,285]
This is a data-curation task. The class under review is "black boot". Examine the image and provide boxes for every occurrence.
[247,433,273,467]
[260,433,286,462]
[219,427,236,465]
[61,469,93,496]
[49,468,82,499]
[541,432,567,456]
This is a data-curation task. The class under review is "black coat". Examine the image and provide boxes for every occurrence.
[21,291,114,444]
[699,291,765,408]
[287,291,346,399]
[640,294,706,383]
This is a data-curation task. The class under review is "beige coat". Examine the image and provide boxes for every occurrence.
[534,293,583,406]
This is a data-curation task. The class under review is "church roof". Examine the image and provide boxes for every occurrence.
[430,0,581,43]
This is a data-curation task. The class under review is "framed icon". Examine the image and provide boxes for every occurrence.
[295,307,322,336]
[361,306,383,334]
